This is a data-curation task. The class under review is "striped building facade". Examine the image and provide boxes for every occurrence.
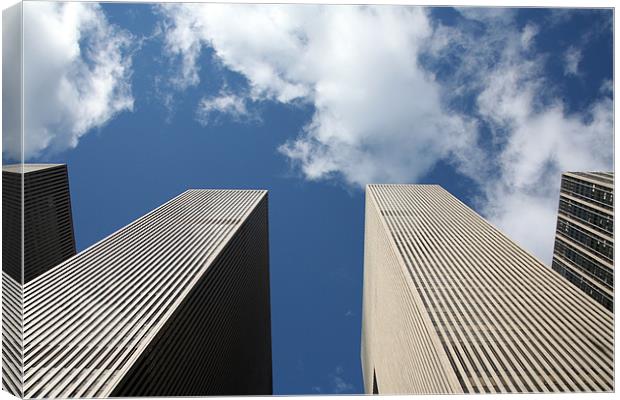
[2,272,23,397]
[551,172,614,311]
[18,189,272,398]
[361,184,613,395]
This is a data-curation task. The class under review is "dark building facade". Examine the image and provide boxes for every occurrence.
[22,189,272,398]
[552,172,614,312]
[2,164,76,284]
[2,165,22,284]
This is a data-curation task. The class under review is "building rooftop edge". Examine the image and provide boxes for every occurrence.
[366,183,442,187]
[2,163,66,173]
[183,188,268,193]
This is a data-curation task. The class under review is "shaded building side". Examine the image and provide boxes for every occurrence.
[2,164,76,284]
[2,166,22,284]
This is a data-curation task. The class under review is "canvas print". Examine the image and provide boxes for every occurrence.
[1,0,614,398]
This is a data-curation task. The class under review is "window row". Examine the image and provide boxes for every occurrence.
[553,240,613,287]
[556,219,613,261]
[561,177,613,209]
[552,261,613,312]
[559,198,613,236]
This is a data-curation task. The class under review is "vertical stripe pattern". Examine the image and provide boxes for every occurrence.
[362,184,613,394]
[22,189,271,398]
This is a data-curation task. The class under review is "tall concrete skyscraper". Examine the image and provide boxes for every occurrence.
[2,164,76,283]
[361,184,613,395]
[17,189,272,398]
[551,172,613,311]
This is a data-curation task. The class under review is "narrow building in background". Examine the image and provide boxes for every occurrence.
[361,184,613,395]
[22,189,272,398]
[551,172,613,311]
[2,164,76,284]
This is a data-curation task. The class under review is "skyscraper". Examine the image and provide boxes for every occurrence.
[361,184,613,395]
[551,172,613,311]
[20,189,272,398]
[2,164,76,283]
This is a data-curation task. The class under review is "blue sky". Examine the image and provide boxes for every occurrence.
[3,1,613,395]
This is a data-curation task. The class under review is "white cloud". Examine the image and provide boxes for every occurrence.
[196,91,255,126]
[564,46,582,76]
[456,7,516,24]
[600,79,613,95]
[10,2,134,161]
[479,90,613,261]
[416,12,611,264]
[159,4,613,263]
[330,366,354,393]
[461,18,612,262]
[520,24,539,50]
[160,4,479,187]
[159,3,310,101]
